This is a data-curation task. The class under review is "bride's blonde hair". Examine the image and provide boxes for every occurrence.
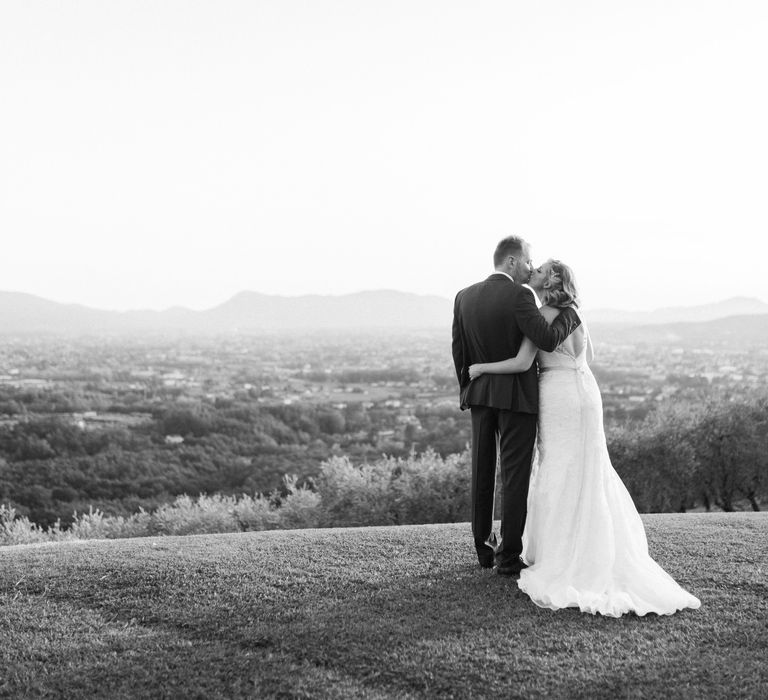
[542,259,580,308]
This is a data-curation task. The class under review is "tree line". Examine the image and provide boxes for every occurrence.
[0,391,765,532]
[610,395,768,513]
[0,395,470,527]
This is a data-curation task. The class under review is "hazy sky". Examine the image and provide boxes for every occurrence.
[2,1,766,311]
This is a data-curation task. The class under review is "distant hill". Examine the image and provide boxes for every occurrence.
[0,289,453,334]
[586,296,768,325]
[1,289,767,338]
[589,313,768,346]
[584,296,768,346]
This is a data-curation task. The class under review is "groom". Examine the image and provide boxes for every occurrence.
[452,236,581,575]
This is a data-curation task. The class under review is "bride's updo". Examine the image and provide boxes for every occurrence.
[542,259,580,308]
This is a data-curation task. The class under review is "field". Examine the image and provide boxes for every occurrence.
[1,513,766,699]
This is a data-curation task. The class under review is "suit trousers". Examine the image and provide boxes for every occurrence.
[469,406,537,566]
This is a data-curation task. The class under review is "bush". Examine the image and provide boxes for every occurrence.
[150,494,241,536]
[233,493,281,531]
[315,449,470,527]
[69,507,152,540]
[315,455,396,526]
[0,485,323,546]
[275,475,322,529]
[388,449,469,524]
[0,504,64,546]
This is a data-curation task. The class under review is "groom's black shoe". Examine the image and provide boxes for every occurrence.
[477,534,497,568]
[496,559,528,577]
[478,552,495,569]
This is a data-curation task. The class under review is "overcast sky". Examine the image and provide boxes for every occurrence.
[2,0,766,312]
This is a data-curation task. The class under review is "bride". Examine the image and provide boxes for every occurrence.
[469,260,701,617]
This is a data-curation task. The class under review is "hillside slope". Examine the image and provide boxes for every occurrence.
[1,514,766,698]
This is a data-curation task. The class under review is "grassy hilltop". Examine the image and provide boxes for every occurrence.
[1,513,766,699]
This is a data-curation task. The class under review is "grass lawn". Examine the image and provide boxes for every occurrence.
[1,513,766,699]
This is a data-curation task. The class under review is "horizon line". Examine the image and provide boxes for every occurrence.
[1,287,766,316]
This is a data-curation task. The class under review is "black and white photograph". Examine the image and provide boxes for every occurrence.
[1,1,766,697]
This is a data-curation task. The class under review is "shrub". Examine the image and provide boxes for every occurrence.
[315,455,397,527]
[388,449,470,524]
[274,475,322,529]
[0,504,64,546]
[232,493,281,531]
[315,449,470,527]
[69,507,152,540]
[150,494,241,536]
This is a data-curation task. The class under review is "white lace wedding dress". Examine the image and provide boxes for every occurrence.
[518,314,701,616]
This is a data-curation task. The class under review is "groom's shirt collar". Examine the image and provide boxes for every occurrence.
[491,271,543,307]
[525,284,543,308]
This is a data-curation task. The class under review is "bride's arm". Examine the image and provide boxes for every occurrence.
[468,306,561,379]
[469,337,538,379]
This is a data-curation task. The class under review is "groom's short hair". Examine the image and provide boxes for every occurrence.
[493,236,527,267]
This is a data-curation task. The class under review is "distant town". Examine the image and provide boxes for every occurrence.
[0,326,765,441]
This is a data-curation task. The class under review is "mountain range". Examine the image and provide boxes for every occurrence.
[586,296,768,325]
[1,290,767,338]
[0,290,451,334]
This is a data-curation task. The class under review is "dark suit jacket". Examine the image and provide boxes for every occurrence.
[452,274,581,413]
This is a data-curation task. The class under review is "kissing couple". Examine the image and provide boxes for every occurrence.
[452,235,701,616]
